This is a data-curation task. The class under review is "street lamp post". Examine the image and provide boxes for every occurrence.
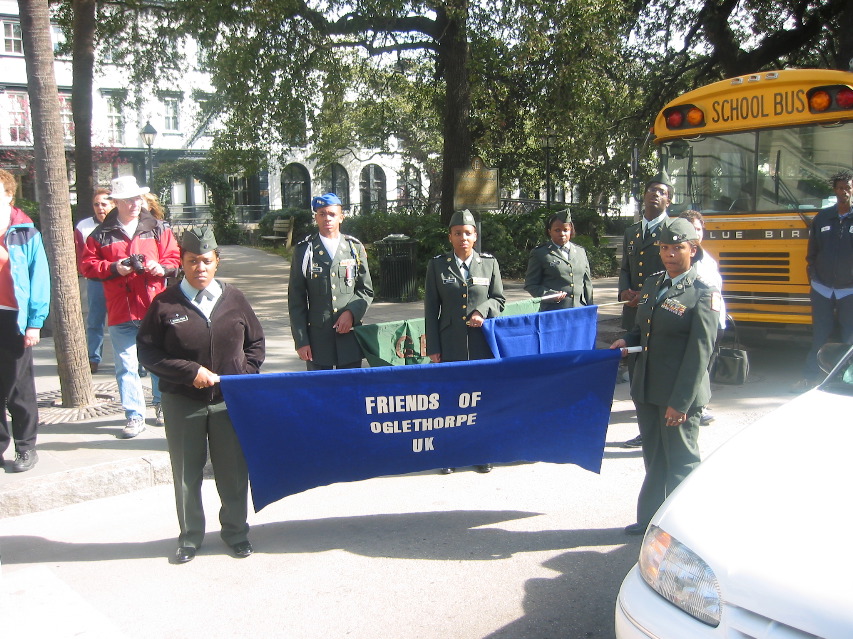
[140,121,158,186]
[541,131,557,211]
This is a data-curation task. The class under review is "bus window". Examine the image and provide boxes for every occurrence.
[755,122,850,211]
[662,132,755,213]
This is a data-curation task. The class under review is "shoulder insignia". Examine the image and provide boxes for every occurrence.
[343,234,363,245]
[480,252,495,258]
[711,291,722,312]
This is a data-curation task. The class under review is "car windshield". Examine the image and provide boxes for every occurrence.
[821,347,853,397]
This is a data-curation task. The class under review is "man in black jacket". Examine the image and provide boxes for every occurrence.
[795,170,853,390]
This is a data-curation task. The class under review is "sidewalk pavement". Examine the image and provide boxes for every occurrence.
[0,245,622,518]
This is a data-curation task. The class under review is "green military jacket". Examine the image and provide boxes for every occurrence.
[619,218,668,329]
[288,233,374,366]
[424,250,505,362]
[524,241,594,310]
[624,265,721,412]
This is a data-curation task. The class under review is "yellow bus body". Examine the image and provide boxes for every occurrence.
[654,69,853,329]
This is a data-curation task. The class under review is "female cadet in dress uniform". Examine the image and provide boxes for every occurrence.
[524,209,593,309]
[424,209,505,474]
[138,228,265,563]
[609,217,721,535]
[288,193,374,370]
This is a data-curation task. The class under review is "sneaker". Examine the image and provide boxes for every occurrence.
[154,403,164,427]
[622,434,643,448]
[121,416,146,439]
[700,408,715,425]
[11,449,39,472]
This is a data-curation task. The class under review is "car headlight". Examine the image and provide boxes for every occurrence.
[638,524,722,626]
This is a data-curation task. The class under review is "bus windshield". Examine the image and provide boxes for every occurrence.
[662,121,853,214]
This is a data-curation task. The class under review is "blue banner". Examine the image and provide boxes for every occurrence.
[481,305,598,358]
[220,349,621,511]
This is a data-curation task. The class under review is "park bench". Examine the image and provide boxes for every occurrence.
[260,217,295,249]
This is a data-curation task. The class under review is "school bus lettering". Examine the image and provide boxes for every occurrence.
[712,90,806,123]
[706,229,806,240]
[773,89,806,116]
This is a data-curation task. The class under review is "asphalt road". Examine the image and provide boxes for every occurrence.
[0,339,808,639]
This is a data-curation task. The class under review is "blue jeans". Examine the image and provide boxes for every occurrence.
[86,279,107,364]
[805,290,853,379]
[109,321,160,419]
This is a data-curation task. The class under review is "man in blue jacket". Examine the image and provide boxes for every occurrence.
[0,169,50,472]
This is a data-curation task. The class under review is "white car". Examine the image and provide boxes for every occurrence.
[615,344,853,639]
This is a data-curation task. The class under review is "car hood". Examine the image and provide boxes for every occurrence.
[653,388,853,635]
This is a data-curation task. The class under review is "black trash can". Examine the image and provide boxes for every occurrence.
[375,234,418,302]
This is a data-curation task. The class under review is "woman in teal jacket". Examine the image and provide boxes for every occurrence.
[0,169,50,473]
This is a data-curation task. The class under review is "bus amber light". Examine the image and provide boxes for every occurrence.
[687,107,704,126]
[837,87,853,109]
[809,90,831,112]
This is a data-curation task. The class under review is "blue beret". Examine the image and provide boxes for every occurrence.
[311,193,343,211]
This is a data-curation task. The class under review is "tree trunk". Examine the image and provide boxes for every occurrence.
[72,0,96,218]
[18,0,96,407]
[437,1,473,225]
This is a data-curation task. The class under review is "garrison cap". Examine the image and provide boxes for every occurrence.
[448,209,476,228]
[645,169,672,195]
[658,217,699,244]
[181,227,218,254]
[311,192,343,211]
[548,209,572,225]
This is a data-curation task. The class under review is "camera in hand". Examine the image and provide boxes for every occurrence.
[121,253,146,273]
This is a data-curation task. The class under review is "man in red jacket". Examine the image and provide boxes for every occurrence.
[81,176,180,438]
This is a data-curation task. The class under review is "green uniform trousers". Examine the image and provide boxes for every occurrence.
[635,401,701,526]
[162,392,250,549]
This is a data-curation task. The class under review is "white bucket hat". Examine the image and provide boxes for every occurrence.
[109,176,149,200]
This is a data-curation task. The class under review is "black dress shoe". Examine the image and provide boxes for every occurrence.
[475,464,493,473]
[624,523,648,536]
[622,435,643,449]
[440,467,455,474]
[174,546,196,563]
[11,450,38,472]
[231,541,253,558]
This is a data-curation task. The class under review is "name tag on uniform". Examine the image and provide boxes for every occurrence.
[311,265,323,273]
[340,259,356,267]
[661,298,687,316]
[169,315,189,324]
[821,225,831,233]
[441,274,457,284]
[472,277,489,286]
[627,241,635,254]
[639,292,651,305]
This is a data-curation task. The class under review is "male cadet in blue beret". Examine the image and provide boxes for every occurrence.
[288,193,374,369]
[619,171,672,448]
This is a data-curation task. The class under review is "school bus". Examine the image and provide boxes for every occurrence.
[653,69,853,329]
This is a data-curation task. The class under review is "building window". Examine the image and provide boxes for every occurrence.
[106,97,124,145]
[281,163,310,210]
[320,163,350,206]
[8,92,31,143]
[51,24,66,56]
[163,97,180,132]
[58,94,74,143]
[229,174,256,206]
[3,21,23,55]
[397,164,422,204]
[360,164,387,213]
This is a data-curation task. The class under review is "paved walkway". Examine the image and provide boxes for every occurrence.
[0,245,621,518]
